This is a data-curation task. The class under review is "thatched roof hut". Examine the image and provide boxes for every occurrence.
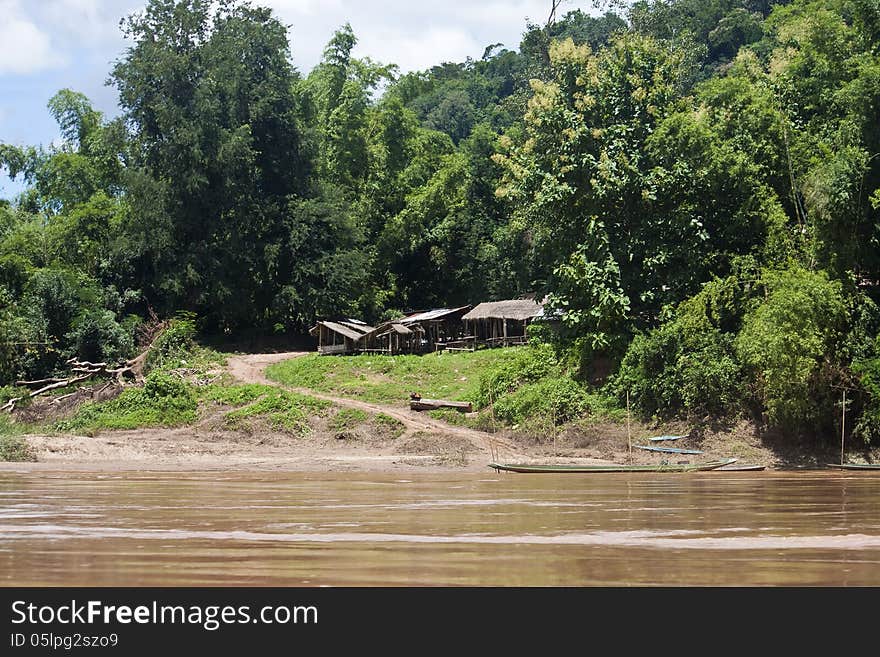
[462,299,543,347]
[310,319,375,355]
[462,299,543,322]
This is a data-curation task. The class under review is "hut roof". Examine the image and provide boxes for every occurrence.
[462,299,544,322]
[401,305,471,324]
[376,323,414,339]
[310,320,375,342]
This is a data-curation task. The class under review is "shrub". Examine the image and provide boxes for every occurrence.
[475,344,558,409]
[147,313,197,370]
[736,267,846,434]
[492,377,587,425]
[612,270,759,420]
[0,434,35,462]
[851,337,880,444]
[614,322,743,420]
[59,371,197,432]
[66,309,135,364]
[475,344,592,425]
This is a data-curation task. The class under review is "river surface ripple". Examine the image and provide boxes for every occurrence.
[1,470,878,585]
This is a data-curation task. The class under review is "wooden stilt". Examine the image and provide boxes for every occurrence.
[626,391,632,464]
[840,388,846,465]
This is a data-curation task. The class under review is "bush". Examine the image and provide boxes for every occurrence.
[612,273,749,420]
[852,337,880,444]
[736,267,846,434]
[475,344,558,409]
[66,309,135,364]
[147,313,197,370]
[58,371,197,432]
[0,434,35,462]
[492,377,587,425]
[476,344,592,425]
[614,321,743,420]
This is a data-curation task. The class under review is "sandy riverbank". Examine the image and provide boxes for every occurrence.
[3,351,870,473]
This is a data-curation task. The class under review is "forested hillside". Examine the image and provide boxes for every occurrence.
[2,0,879,444]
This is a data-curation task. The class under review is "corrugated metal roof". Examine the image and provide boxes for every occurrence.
[315,320,375,342]
[401,305,471,324]
[339,321,373,334]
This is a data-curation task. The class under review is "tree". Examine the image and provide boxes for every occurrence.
[495,34,708,352]
[110,0,309,329]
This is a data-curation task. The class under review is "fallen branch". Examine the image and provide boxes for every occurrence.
[3,320,171,414]
[2,373,93,413]
[15,378,67,388]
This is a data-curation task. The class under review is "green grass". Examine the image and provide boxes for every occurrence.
[57,382,198,434]
[1,414,36,461]
[373,412,405,437]
[223,389,330,436]
[198,383,275,406]
[0,434,35,461]
[266,349,527,406]
[329,408,369,431]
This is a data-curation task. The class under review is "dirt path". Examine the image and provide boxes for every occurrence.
[225,352,522,460]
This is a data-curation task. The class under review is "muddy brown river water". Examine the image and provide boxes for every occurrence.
[1,470,879,586]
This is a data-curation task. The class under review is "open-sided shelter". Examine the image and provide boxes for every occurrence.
[310,319,375,355]
[461,299,544,347]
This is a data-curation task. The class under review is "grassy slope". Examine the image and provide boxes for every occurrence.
[265,349,525,405]
[2,345,407,454]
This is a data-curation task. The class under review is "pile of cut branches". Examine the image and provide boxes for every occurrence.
[1,317,171,414]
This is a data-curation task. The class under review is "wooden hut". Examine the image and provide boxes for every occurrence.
[309,319,374,355]
[461,299,544,348]
[399,305,471,351]
[358,305,471,355]
[359,322,423,355]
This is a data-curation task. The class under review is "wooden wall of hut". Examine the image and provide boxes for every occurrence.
[316,324,357,355]
[465,317,530,346]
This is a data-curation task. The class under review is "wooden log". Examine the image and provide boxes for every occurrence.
[2,322,169,413]
[15,377,67,387]
[410,399,473,412]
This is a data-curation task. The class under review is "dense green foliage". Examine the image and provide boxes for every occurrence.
[3,0,880,444]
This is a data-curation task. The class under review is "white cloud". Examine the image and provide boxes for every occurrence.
[356,27,481,72]
[270,0,562,73]
[0,1,66,75]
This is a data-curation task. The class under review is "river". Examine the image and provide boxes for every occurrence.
[1,470,878,586]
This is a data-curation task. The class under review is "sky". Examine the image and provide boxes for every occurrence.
[0,0,605,199]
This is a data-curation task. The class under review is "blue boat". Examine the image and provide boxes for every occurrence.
[634,445,704,455]
[649,434,686,442]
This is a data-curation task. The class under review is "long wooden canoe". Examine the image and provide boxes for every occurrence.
[714,463,766,471]
[488,458,737,474]
[826,463,880,471]
[633,445,704,455]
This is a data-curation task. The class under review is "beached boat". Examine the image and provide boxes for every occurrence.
[826,463,880,471]
[487,458,737,474]
[714,463,766,471]
[649,434,686,442]
[633,445,704,455]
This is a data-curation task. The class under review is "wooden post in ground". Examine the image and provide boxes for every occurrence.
[840,388,846,465]
[489,387,498,463]
[626,391,632,464]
